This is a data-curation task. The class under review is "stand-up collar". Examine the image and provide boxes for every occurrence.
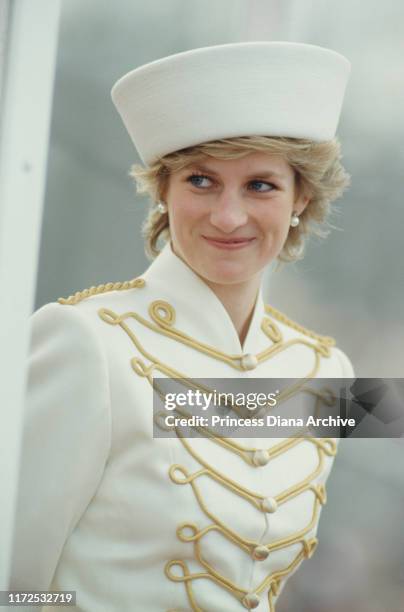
[141,242,266,356]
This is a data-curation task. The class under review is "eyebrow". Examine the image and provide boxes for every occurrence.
[183,163,287,181]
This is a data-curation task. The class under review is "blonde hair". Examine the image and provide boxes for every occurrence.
[130,136,350,263]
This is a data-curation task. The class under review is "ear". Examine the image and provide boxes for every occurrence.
[294,193,310,216]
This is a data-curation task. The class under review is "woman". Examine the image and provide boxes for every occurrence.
[10,42,354,611]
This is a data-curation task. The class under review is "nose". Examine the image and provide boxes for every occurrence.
[209,191,248,233]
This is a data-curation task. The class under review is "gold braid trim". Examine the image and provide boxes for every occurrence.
[97,298,337,611]
[171,433,332,515]
[165,534,319,610]
[170,460,326,555]
[265,303,335,347]
[151,379,336,465]
[99,300,330,375]
[57,277,145,305]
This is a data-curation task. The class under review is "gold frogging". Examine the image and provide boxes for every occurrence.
[96,294,337,611]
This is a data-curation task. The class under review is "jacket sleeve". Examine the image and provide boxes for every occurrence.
[8,302,111,592]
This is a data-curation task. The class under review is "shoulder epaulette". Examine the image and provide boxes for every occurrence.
[57,277,145,305]
[265,303,335,346]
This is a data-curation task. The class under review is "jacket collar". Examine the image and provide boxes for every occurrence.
[141,242,266,356]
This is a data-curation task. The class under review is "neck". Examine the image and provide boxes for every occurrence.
[201,275,261,347]
[169,243,261,347]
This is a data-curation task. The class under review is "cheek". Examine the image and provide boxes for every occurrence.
[170,199,204,230]
[259,206,290,233]
[257,209,292,255]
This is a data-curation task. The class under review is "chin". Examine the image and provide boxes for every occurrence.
[196,261,258,286]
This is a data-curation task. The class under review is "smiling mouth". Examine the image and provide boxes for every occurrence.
[201,236,256,249]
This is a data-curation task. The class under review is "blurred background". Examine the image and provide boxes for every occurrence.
[34,0,404,610]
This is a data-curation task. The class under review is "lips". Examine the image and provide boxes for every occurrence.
[205,237,254,243]
[201,235,256,249]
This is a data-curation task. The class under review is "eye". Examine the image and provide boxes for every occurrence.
[186,173,213,189]
[248,180,276,193]
[185,173,277,193]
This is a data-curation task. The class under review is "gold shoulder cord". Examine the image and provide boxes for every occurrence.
[264,303,335,348]
[57,277,145,305]
[60,278,337,611]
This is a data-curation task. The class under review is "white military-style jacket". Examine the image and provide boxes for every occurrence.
[10,243,354,612]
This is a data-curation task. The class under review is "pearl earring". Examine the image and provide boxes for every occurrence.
[290,211,300,227]
[157,201,167,214]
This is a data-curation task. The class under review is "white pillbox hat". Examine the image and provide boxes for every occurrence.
[111,41,351,167]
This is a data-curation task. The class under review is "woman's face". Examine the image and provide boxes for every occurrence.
[165,152,309,287]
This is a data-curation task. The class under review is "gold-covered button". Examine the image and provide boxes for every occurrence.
[252,449,270,466]
[241,353,258,370]
[242,592,260,609]
[252,545,269,561]
[261,497,278,513]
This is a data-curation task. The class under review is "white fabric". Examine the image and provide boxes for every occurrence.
[9,244,354,611]
[111,41,351,166]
